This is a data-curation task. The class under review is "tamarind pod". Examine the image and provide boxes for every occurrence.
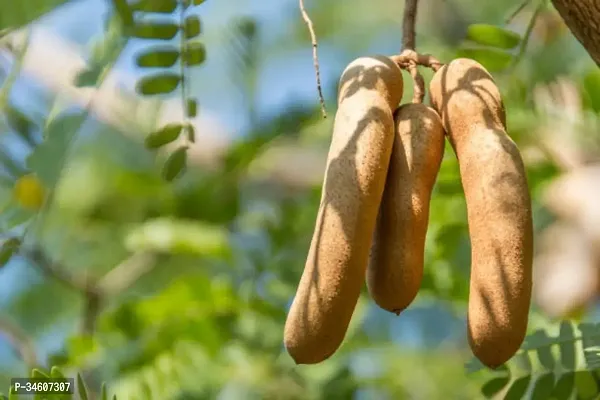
[429,58,533,369]
[367,103,445,314]
[284,56,404,364]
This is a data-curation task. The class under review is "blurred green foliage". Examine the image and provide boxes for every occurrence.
[0,0,598,399]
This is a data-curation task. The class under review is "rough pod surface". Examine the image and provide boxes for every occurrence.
[368,103,445,314]
[284,55,404,364]
[429,58,533,369]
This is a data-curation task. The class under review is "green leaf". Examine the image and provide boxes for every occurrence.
[504,376,531,400]
[112,0,134,27]
[26,113,84,188]
[531,373,555,400]
[456,47,513,72]
[144,123,182,149]
[577,323,600,361]
[184,15,201,38]
[574,371,598,399]
[481,377,510,398]
[136,47,180,68]
[522,329,549,350]
[186,98,197,118]
[77,373,89,400]
[31,369,49,378]
[100,383,108,400]
[584,347,600,369]
[552,372,575,400]
[74,68,102,88]
[0,0,72,31]
[67,335,98,365]
[4,104,35,140]
[0,237,20,268]
[131,0,177,13]
[523,329,555,370]
[535,339,556,370]
[124,217,229,256]
[237,18,257,38]
[582,69,600,113]
[183,42,206,66]
[186,124,196,142]
[161,146,187,181]
[193,0,206,4]
[8,386,16,400]
[559,321,576,370]
[49,367,70,400]
[50,366,65,378]
[132,22,179,40]
[512,352,532,373]
[0,207,33,231]
[88,20,126,67]
[136,73,181,95]
[466,24,521,49]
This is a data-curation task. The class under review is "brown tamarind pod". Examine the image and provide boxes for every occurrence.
[284,56,404,364]
[367,103,445,314]
[429,58,533,369]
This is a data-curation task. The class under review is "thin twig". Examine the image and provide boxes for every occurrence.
[0,29,29,110]
[0,315,39,369]
[299,0,327,118]
[96,252,157,296]
[505,0,531,24]
[22,246,104,336]
[511,0,544,69]
[24,247,90,291]
[81,281,101,335]
[402,0,419,51]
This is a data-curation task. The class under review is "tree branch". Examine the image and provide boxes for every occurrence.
[552,0,600,67]
[24,245,156,337]
[96,252,157,296]
[0,315,39,369]
[23,247,90,291]
[505,0,531,24]
[81,282,101,336]
[22,247,103,338]
[402,0,419,51]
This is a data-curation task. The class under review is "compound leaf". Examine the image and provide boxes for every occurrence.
[136,73,181,95]
[466,23,521,49]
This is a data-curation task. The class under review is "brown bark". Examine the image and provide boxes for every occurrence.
[552,0,600,66]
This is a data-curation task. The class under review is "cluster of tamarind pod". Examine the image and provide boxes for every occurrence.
[283,54,534,369]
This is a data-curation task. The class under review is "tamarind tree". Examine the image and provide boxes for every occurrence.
[0,0,599,399]
[551,0,600,67]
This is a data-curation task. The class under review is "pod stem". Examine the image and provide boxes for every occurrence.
[394,0,445,104]
[391,50,443,104]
